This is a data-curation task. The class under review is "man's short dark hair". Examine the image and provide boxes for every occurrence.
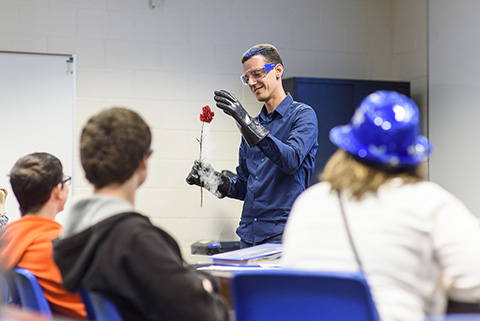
[241,44,284,66]
[10,152,63,215]
[80,107,152,189]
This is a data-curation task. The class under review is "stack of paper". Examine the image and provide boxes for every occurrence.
[207,243,282,266]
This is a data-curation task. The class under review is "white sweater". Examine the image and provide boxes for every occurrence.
[282,179,480,321]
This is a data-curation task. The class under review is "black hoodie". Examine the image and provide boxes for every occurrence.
[53,211,229,321]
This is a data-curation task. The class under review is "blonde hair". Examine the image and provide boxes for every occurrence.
[321,149,426,200]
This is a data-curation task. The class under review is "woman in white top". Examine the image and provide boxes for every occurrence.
[282,91,480,321]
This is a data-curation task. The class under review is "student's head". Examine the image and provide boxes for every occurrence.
[10,152,68,215]
[240,44,284,102]
[80,107,152,189]
[323,91,431,199]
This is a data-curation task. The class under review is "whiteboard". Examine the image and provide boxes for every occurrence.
[0,52,75,222]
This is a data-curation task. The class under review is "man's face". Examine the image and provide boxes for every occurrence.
[242,55,279,102]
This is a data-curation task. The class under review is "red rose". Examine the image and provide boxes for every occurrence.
[200,105,215,123]
[196,104,215,206]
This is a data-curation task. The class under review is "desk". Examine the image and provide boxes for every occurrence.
[198,264,281,310]
[426,314,480,321]
[447,301,480,314]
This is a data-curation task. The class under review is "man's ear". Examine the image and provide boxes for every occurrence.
[51,183,63,200]
[134,154,149,178]
[140,154,149,170]
[275,64,284,79]
[135,154,149,187]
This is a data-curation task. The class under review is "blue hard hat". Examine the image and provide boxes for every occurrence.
[329,90,431,168]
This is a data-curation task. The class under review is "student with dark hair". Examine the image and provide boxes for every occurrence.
[0,152,86,319]
[282,91,480,321]
[187,44,318,248]
[53,107,229,321]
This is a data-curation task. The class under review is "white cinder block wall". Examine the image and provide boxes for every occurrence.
[0,0,426,261]
[392,0,428,135]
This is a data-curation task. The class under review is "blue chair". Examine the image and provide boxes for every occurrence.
[10,268,51,316]
[80,288,124,321]
[232,269,380,321]
[1,272,19,305]
[0,273,8,303]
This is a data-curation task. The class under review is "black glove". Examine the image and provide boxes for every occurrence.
[186,160,231,199]
[214,89,269,147]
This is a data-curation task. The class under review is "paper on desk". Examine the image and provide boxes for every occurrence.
[198,262,282,272]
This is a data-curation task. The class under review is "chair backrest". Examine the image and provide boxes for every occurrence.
[0,273,8,303]
[2,271,20,305]
[11,268,51,316]
[232,269,380,321]
[80,288,124,321]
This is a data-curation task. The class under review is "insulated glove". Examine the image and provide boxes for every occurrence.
[214,89,269,147]
[186,160,231,199]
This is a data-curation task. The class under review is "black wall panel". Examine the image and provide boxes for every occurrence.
[283,77,410,185]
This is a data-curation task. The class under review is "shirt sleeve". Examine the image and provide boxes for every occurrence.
[228,140,248,200]
[257,107,318,174]
[432,192,480,302]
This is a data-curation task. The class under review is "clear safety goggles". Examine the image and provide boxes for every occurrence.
[240,63,277,86]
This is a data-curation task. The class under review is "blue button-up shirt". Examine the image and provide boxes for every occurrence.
[228,93,318,243]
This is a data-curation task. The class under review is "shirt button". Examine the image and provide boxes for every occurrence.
[254,218,258,222]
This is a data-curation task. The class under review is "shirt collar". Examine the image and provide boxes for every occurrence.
[259,93,293,120]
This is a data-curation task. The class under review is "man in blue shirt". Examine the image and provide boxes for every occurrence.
[187,44,318,248]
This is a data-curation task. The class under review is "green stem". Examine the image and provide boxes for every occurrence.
[199,122,204,207]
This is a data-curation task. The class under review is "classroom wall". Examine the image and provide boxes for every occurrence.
[392,0,428,134]
[0,0,427,260]
[428,0,480,217]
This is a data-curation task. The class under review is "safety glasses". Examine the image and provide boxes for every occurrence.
[240,63,277,86]
[61,176,72,186]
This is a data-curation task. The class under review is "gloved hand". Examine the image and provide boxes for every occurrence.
[214,89,269,147]
[186,160,231,199]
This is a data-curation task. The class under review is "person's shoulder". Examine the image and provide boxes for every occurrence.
[386,179,464,207]
[397,180,453,196]
[291,99,313,110]
[115,212,179,242]
[295,182,331,202]
[63,212,151,243]
[110,212,153,230]
[289,100,317,118]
